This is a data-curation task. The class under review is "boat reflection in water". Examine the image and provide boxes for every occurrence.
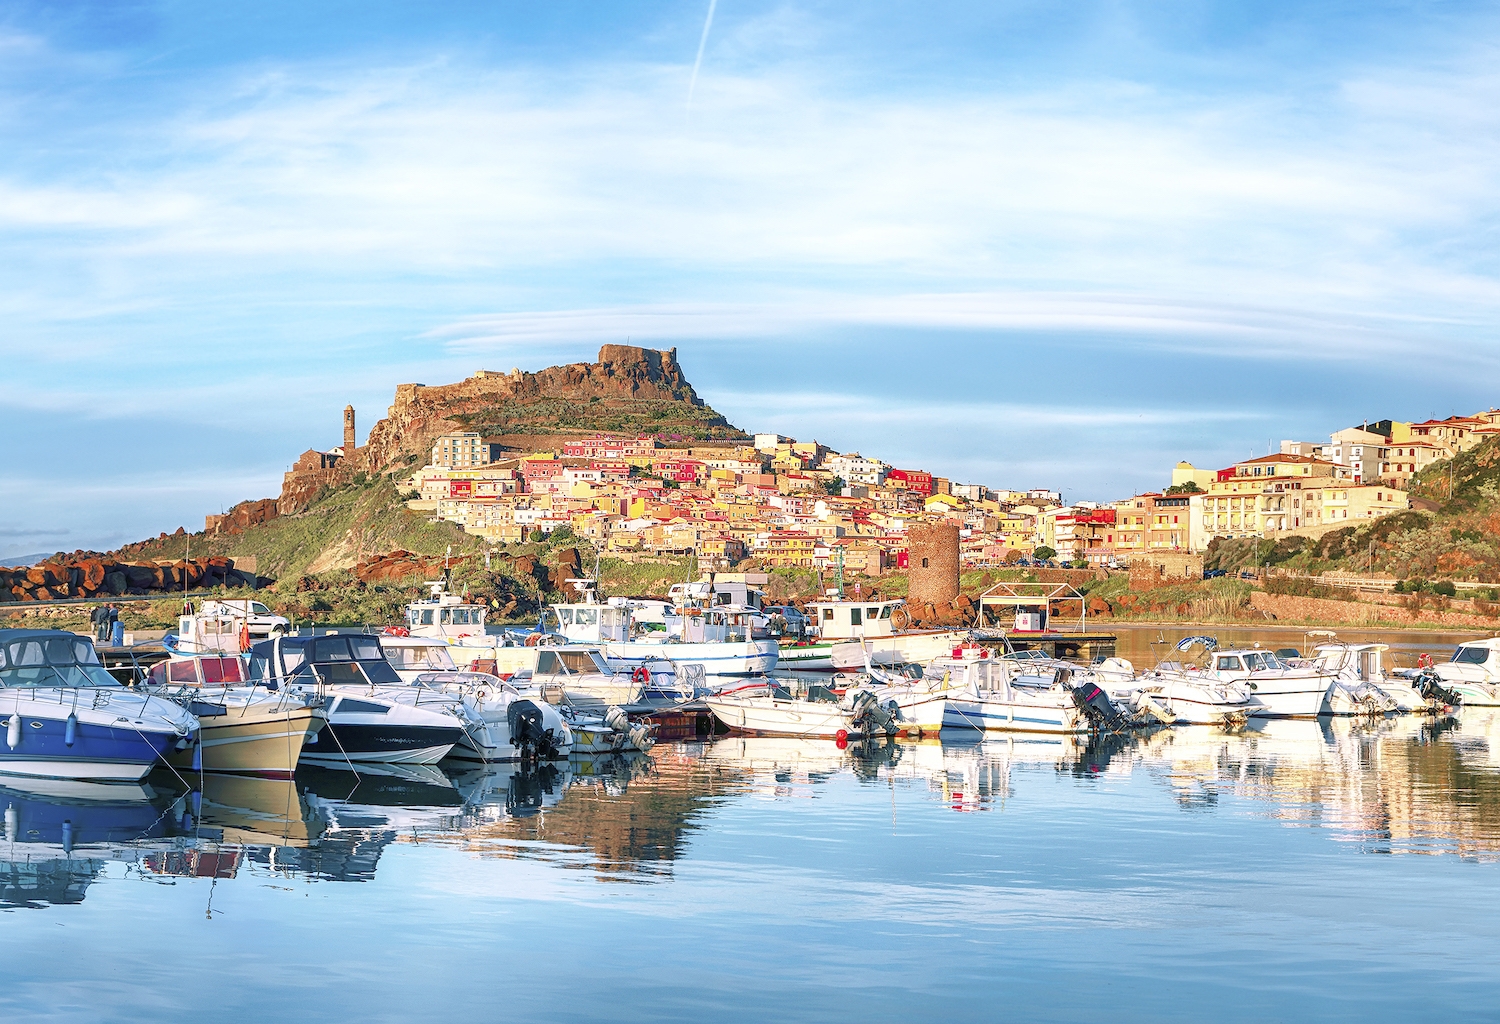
[12,707,1500,909]
[0,779,192,907]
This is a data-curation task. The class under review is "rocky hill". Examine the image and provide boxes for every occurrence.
[361,344,743,474]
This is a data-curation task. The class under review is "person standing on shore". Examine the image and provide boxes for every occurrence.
[106,604,120,642]
[91,603,108,641]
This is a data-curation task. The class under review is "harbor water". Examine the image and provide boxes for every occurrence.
[3,709,1500,1020]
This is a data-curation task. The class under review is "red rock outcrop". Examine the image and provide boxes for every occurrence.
[0,556,264,603]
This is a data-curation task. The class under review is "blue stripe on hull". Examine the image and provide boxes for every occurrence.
[0,716,175,780]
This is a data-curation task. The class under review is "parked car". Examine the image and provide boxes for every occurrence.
[1202,569,1227,579]
[764,605,809,638]
[199,599,291,638]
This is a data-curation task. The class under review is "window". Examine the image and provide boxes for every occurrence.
[312,636,351,662]
[1452,646,1489,665]
[921,557,929,568]
[850,609,862,626]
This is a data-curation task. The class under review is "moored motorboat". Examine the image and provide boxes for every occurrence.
[248,635,465,765]
[144,654,325,778]
[704,684,899,740]
[1428,638,1500,706]
[0,630,197,782]
[1198,646,1337,718]
[409,670,574,761]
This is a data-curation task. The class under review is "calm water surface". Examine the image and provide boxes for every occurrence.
[4,713,1500,1021]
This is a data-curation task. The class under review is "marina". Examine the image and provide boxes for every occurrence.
[2,713,1500,1020]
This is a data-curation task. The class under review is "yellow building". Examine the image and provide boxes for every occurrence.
[1170,461,1216,491]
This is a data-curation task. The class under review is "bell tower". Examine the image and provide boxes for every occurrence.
[343,405,356,452]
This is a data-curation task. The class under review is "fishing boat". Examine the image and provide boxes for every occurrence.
[143,654,325,778]
[805,599,969,672]
[546,588,777,677]
[247,635,466,765]
[0,630,198,782]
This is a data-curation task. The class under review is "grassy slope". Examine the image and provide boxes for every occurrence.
[123,477,486,580]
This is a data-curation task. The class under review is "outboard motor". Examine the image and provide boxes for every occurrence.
[1070,680,1133,733]
[1413,668,1462,709]
[508,698,564,760]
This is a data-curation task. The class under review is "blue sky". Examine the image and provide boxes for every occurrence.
[3,1,1499,556]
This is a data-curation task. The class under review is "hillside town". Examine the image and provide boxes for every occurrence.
[349,394,1500,578]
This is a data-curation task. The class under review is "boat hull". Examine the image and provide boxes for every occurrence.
[300,724,461,765]
[1244,675,1335,719]
[703,697,854,739]
[776,642,835,672]
[942,693,1086,734]
[605,640,778,677]
[167,707,323,778]
[0,713,179,783]
[830,631,969,672]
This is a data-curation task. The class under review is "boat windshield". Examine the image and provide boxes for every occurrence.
[1453,646,1490,665]
[387,644,457,671]
[1242,652,1284,671]
[0,635,121,688]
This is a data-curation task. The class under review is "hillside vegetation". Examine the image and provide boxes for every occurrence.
[1206,433,1500,584]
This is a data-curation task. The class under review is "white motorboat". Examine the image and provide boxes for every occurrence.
[1430,638,1500,706]
[935,654,1103,734]
[0,630,198,782]
[859,650,949,737]
[408,670,573,761]
[143,654,326,777]
[248,635,466,765]
[1117,637,1257,727]
[1307,641,1436,714]
[1198,646,1337,718]
[704,684,900,740]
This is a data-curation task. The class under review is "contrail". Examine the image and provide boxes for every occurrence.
[687,0,718,110]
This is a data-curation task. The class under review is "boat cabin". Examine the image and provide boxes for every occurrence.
[404,580,488,639]
[668,574,769,613]
[807,600,904,640]
[533,648,615,678]
[1313,643,1387,681]
[148,655,247,687]
[547,603,633,643]
[1205,649,1290,680]
[383,637,459,676]
[1449,639,1500,670]
[665,606,755,643]
[248,634,403,687]
[0,629,121,689]
[923,654,1009,691]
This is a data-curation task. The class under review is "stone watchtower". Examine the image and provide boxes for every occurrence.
[907,520,960,606]
[343,405,356,452]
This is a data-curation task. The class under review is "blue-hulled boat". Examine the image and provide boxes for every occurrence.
[0,630,198,782]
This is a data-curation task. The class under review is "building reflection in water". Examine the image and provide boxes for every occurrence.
[7,709,1500,908]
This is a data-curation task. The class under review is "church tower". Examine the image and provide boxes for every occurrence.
[343,405,356,452]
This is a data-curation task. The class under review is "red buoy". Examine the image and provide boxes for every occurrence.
[835,729,849,748]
